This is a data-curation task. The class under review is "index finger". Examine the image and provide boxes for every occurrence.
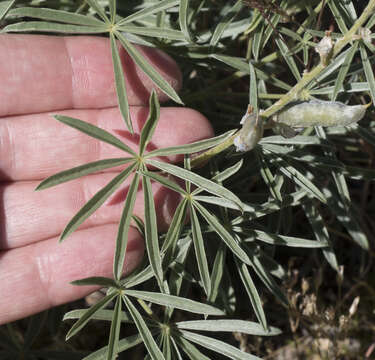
[0,34,182,117]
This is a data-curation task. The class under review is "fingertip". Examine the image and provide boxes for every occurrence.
[151,107,214,156]
[179,108,215,141]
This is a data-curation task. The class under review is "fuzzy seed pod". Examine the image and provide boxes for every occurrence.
[234,106,264,152]
[273,100,369,128]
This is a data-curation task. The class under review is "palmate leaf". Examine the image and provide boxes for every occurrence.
[170,338,184,360]
[275,37,301,81]
[161,199,188,253]
[189,203,211,296]
[323,186,369,250]
[121,263,155,288]
[193,201,251,265]
[205,190,306,220]
[302,201,339,271]
[7,7,104,26]
[86,0,109,24]
[0,1,14,21]
[143,173,164,289]
[60,163,137,241]
[2,21,108,34]
[139,90,160,155]
[122,295,165,360]
[260,5,284,53]
[307,48,351,88]
[169,262,198,287]
[235,257,267,330]
[247,247,288,306]
[367,12,375,28]
[211,54,291,91]
[54,115,136,156]
[124,290,224,316]
[251,230,329,248]
[315,125,350,226]
[113,171,140,281]
[210,0,242,46]
[208,244,226,304]
[83,334,145,360]
[360,43,375,104]
[173,336,210,360]
[249,61,258,112]
[66,292,117,340]
[118,25,186,41]
[256,149,282,202]
[180,330,262,360]
[141,170,187,195]
[162,332,172,360]
[36,158,133,190]
[331,41,358,101]
[329,0,350,33]
[132,212,145,231]
[106,296,122,360]
[260,135,330,146]
[257,250,286,279]
[265,153,327,204]
[146,130,236,158]
[176,319,280,336]
[211,53,249,73]
[165,238,192,320]
[251,22,264,61]
[211,159,243,183]
[117,0,179,25]
[147,159,243,210]
[115,31,183,105]
[64,309,132,323]
[108,0,116,24]
[71,276,118,288]
[110,32,132,133]
[179,0,192,41]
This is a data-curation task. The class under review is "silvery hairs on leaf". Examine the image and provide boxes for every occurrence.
[315,31,334,63]
[272,99,370,138]
[234,105,264,152]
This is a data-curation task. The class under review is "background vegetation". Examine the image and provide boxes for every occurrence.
[1,0,375,359]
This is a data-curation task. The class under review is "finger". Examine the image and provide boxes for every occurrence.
[0,34,182,117]
[1,172,180,250]
[0,106,213,181]
[0,224,144,325]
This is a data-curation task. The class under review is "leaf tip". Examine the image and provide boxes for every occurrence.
[34,183,43,191]
[59,231,68,243]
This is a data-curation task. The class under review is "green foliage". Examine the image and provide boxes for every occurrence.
[2,0,375,359]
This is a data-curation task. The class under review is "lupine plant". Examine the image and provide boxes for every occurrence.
[1,0,375,359]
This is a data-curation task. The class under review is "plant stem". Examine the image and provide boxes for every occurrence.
[192,0,375,168]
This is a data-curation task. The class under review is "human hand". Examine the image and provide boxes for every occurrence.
[0,34,213,324]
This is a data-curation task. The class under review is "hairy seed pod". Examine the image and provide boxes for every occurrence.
[234,106,264,152]
[274,100,369,128]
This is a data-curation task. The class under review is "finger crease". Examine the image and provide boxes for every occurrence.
[63,38,76,109]
[33,246,54,309]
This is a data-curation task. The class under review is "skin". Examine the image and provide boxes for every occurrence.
[0,34,214,325]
